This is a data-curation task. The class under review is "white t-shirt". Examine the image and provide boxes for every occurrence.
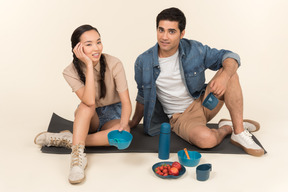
[156,50,194,118]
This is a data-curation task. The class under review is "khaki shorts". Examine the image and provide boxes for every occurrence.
[169,88,224,143]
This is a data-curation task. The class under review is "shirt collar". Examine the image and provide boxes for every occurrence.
[152,43,159,67]
[153,40,185,67]
[94,62,100,71]
[178,39,185,58]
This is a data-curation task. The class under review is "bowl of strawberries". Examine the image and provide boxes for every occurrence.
[152,161,186,179]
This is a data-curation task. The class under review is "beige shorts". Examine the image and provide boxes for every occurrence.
[169,88,224,143]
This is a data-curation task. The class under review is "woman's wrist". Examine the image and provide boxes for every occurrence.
[120,121,129,128]
[85,61,94,69]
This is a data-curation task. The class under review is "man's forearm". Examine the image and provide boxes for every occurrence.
[130,102,144,128]
[222,58,239,79]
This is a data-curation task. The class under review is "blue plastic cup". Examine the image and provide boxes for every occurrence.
[107,130,133,150]
[202,93,219,110]
[196,164,212,181]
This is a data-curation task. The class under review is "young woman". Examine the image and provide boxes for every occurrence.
[34,24,132,184]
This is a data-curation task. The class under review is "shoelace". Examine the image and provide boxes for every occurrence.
[240,130,253,145]
[49,137,72,148]
[71,145,84,167]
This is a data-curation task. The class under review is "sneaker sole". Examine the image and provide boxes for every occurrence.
[34,130,72,145]
[69,176,85,184]
[219,119,260,132]
[230,139,264,157]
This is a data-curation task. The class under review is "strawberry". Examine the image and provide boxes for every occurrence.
[172,161,182,171]
[162,169,168,174]
[169,167,179,176]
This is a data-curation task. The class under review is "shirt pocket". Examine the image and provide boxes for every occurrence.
[184,67,206,91]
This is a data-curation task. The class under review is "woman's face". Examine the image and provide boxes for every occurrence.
[79,30,103,64]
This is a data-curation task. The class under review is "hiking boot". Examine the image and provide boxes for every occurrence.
[231,130,264,157]
[218,119,260,132]
[34,130,72,148]
[68,144,87,184]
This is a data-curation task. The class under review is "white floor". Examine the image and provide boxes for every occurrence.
[1,115,287,192]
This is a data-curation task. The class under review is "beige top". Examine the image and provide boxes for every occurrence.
[63,53,128,107]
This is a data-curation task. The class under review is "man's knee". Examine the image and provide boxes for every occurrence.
[189,130,218,149]
[216,68,240,85]
[229,72,240,84]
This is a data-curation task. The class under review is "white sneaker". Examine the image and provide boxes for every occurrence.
[34,130,72,148]
[68,144,87,184]
[231,130,264,157]
[218,119,260,132]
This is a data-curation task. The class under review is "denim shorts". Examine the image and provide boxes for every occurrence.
[96,102,122,131]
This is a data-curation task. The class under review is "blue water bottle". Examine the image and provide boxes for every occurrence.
[158,123,171,160]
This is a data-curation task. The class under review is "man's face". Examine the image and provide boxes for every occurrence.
[157,20,185,58]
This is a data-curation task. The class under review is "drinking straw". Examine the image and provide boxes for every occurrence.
[184,148,190,159]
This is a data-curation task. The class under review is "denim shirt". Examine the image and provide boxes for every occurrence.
[134,38,241,136]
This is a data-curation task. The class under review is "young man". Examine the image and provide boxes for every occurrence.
[129,7,264,157]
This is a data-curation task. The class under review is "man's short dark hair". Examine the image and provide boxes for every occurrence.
[156,7,186,32]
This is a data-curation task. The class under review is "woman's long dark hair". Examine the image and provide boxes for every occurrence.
[71,24,106,99]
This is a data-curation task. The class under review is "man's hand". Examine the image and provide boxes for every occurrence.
[209,70,230,97]
[210,58,239,97]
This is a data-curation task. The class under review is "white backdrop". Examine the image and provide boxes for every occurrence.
[1,0,288,191]
[1,0,287,127]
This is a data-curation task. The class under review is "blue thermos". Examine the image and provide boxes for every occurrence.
[158,123,171,160]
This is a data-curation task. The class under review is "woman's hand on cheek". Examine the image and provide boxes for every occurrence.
[73,43,93,67]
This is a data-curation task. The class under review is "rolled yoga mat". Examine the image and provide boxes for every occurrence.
[40,113,267,155]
